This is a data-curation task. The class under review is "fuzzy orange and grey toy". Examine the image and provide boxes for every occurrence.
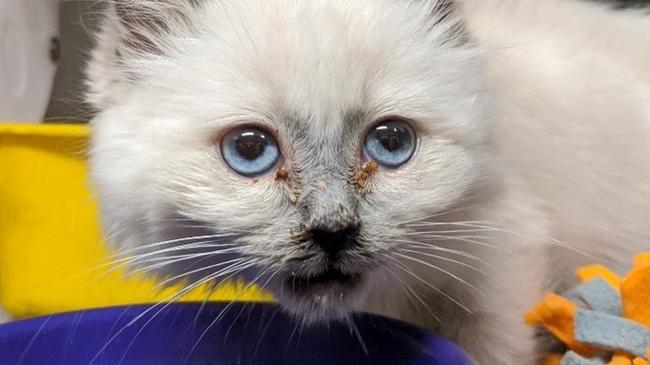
[526,252,650,365]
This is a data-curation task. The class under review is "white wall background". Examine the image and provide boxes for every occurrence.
[0,0,58,123]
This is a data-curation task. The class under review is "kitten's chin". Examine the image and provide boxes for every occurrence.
[276,269,368,322]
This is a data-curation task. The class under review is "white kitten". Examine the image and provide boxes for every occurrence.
[86,1,650,364]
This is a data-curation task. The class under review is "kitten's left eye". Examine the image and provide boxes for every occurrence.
[221,127,280,177]
[363,119,416,168]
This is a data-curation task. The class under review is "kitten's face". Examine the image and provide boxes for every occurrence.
[89,0,491,321]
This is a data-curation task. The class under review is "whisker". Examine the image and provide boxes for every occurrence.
[402,220,497,228]
[125,248,241,277]
[153,258,256,290]
[81,242,239,282]
[390,238,495,265]
[345,316,368,356]
[112,242,238,265]
[105,257,260,365]
[396,247,491,276]
[380,264,441,323]
[185,267,274,363]
[214,268,276,324]
[89,258,258,365]
[392,207,479,226]
[394,252,486,297]
[403,228,499,234]
[383,255,474,314]
[401,233,514,254]
[223,268,279,344]
[113,234,239,258]
[254,307,281,356]
[285,316,303,350]
[446,222,595,259]
[399,215,592,258]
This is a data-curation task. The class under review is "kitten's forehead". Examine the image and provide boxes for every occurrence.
[170,0,461,123]
[284,108,365,142]
[123,0,482,148]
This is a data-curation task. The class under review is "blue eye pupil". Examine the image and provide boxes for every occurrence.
[364,120,416,168]
[221,127,280,177]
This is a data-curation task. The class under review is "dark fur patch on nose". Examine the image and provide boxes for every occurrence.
[307,224,360,256]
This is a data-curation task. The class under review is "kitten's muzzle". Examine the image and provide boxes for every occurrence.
[299,172,361,257]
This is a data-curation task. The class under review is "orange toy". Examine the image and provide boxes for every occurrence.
[526,252,650,364]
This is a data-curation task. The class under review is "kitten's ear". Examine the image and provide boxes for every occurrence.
[111,0,203,55]
[429,0,470,45]
[86,1,203,110]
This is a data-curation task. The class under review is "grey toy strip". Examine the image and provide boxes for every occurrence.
[575,309,650,358]
[560,351,604,365]
[565,278,621,315]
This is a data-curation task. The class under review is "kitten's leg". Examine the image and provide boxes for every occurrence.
[447,180,555,363]
[449,246,546,365]
[382,237,548,364]
[365,263,539,365]
[450,311,539,365]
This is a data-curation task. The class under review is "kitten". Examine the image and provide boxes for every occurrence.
[86,0,650,363]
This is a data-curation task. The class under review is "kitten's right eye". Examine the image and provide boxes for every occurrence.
[220,127,280,177]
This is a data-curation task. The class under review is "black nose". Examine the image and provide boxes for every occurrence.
[308,224,360,255]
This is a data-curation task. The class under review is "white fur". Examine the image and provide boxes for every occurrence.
[87,1,650,364]
[0,306,8,324]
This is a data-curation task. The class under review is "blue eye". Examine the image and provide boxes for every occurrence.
[221,127,280,177]
[363,119,416,168]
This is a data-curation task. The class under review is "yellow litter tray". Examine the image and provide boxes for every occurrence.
[0,123,271,319]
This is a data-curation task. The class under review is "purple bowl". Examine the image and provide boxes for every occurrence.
[0,302,474,365]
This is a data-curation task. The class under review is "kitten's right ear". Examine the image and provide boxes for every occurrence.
[111,0,204,55]
[86,0,203,110]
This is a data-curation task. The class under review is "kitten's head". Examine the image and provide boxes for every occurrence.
[87,0,493,322]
